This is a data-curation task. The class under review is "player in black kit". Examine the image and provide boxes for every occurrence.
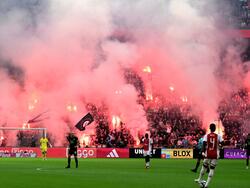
[245,133,250,170]
[65,133,80,168]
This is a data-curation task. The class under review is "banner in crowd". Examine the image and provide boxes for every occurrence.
[224,149,246,159]
[96,148,129,158]
[129,148,161,158]
[161,149,193,159]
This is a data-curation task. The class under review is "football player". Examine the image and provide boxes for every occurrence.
[195,123,223,188]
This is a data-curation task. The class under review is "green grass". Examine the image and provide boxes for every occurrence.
[0,158,249,188]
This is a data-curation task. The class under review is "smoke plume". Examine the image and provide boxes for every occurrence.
[0,0,248,145]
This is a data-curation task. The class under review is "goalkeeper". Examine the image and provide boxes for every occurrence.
[40,134,51,160]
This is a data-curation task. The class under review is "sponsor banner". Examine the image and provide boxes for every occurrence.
[16,153,37,158]
[129,148,161,158]
[67,148,97,158]
[47,148,96,158]
[37,148,96,158]
[97,148,129,158]
[0,147,40,157]
[0,147,96,158]
[161,149,193,159]
[77,148,96,158]
[0,152,37,158]
[47,148,66,158]
[0,152,16,158]
[224,149,246,159]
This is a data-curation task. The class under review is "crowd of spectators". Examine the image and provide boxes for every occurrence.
[87,91,206,149]
[221,0,250,29]
[145,103,204,148]
[234,0,250,28]
[89,85,249,149]
[218,88,250,148]
[16,131,38,147]
[104,126,135,148]
[4,87,248,149]
[86,103,135,148]
[11,86,249,149]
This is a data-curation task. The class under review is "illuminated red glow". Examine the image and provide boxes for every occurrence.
[0,0,248,146]
[143,66,152,73]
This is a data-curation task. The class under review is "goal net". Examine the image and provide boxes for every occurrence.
[0,127,47,147]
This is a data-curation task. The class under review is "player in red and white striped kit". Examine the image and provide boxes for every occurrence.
[195,123,223,188]
[142,133,153,169]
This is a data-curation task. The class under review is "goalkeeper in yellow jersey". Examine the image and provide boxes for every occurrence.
[40,134,51,160]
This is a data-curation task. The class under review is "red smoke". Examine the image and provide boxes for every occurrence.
[0,0,248,146]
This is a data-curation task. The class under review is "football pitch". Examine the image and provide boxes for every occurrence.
[0,158,249,188]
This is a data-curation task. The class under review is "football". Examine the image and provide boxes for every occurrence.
[199,180,206,188]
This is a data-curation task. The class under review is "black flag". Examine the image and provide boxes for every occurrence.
[75,113,94,131]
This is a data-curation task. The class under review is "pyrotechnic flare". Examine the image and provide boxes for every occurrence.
[143,66,152,73]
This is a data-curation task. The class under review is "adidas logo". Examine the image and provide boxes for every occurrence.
[107,149,119,158]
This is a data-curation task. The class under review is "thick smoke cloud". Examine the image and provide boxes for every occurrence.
[0,0,248,145]
[0,58,25,86]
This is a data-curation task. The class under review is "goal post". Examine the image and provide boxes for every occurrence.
[0,127,47,147]
[0,127,47,137]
